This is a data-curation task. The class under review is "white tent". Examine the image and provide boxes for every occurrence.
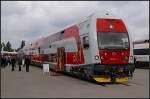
[1,51,18,55]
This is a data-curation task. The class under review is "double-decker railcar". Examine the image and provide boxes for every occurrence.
[133,40,149,68]
[21,11,135,82]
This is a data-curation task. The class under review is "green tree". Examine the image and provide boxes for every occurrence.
[20,40,25,49]
[0,42,5,51]
[2,42,8,51]
[6,41,11,51]
[16,40,26,52]
[3,41,13,52]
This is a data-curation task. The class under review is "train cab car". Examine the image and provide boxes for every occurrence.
[133,40,149,68]
[21,11,135,83]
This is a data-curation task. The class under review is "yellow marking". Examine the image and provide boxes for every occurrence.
[94,77,111,82]
[116,77,128,82]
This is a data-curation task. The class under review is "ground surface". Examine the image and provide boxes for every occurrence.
[1,65,149,98]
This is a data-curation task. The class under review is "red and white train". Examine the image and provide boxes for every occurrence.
[21,11,135,82]
[133,39,149,68]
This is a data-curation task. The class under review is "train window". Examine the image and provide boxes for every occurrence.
[38,47,40,54]
[48,53,57,63]
[44,54,49,61]
[61,30,64,34]
[134,49,149,55]
[97,32,129,49]
[83,36,89,49]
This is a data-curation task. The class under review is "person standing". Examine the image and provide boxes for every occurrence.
[25,56,31,72]
[1,56,3,67]
[18,56,22,71]
[8,56,11,66]
[22,56,25,67]
[11,56,16,71]
[3,55,6,67]
[5,55,8,67]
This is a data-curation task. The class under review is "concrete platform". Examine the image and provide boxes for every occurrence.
[1,65,149,98]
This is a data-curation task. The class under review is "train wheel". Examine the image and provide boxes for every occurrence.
[86,74,93,81]
[79,69,86,80]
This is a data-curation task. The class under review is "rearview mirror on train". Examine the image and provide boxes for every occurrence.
[83,36,89,49]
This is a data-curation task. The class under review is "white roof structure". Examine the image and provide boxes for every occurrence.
[1,51,18,55]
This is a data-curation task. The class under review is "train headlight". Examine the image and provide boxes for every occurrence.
[124,56,128,60]
[108,23,115,29]
[95,55,99,60]
[130,56,134,60]
[100,56,104,60]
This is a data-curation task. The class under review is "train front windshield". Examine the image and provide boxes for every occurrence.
[97,32,129,50]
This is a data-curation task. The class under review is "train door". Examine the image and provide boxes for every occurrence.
[81,34,91,64]
[79,20,91,64]
[57,47,65,72]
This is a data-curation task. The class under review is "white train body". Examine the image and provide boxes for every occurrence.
[133,40,149,68]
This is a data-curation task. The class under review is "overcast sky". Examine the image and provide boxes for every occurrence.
[1,1,149,49]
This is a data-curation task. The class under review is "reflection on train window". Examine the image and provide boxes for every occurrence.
[48,53,57,63]
[97,32,129,49]
[83,36,89,48]
[134,49,149,55]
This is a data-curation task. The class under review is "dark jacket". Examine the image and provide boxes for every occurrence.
[25,58,30,66]
[11,58,16,64]
[18,58,22,65]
